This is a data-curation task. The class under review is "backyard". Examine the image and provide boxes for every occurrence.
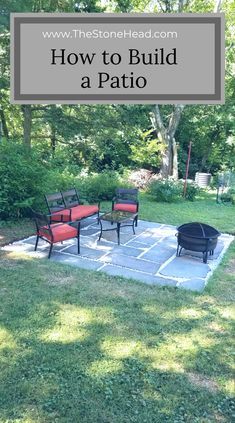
[0,191,234,422]
[0,1,235,421]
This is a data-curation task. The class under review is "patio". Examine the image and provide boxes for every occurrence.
[3,216,233,292]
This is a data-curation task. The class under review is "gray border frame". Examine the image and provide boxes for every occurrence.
[11,13,225,104]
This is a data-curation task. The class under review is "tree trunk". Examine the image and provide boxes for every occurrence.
[158,133,172,178]
[153,104,183,178]
[172,138,178,179]
[21,105,32,149]
[0,106,9,140]
[51,126,56,157]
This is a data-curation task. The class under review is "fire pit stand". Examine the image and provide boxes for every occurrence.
[176,222,220,264]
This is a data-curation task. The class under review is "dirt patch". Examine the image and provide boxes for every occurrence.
[187,372,219,393]
[0,220,34,247]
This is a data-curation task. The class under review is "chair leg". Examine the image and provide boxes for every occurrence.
[34,235,39,251]
[135,216,138,227]
[77,235,80,254]
[48,243,53,259]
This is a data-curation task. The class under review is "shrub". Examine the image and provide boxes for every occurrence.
[0,143,48,218]
[76,171,132,203]
[221,189,235,205]
[147,179,182,203]
[0,142,132,219]
[182,181,200,201]
[0,143,79,219]
[147,179,200,203]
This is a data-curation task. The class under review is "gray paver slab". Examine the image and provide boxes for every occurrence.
[51,252,102,270]
[160,256,210,278]
[64,245,105,259]
[126,240,148,249]
[178,279,206,292]
[179,240,225,261]
[134,235,162,246]
[163,236,178,248]
[22,236,37,245]
[111,245,142,257]
[119,226,143,235]
[82,238,113,252]
[81,228,100,236]
[98,231,134,245]
[2,219,233,292]
[101,264,177,287]
[141,246,176,262]
[80,217,97,227]
[138,220,163,229]
[101,253,161,274]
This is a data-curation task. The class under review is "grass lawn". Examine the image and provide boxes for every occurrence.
[139,191,235,234]
[0,192,234,422]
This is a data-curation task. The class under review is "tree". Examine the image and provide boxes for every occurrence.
[0,0,105,149]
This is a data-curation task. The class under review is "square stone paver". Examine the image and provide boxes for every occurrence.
[101,264,177,287]
[101,253,161,274]
[141,245,176,263]
[2,219,233,292]
[160,256,210,279]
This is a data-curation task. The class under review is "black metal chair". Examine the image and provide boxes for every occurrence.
[61,188,100,222]
[45,192,72,222]
[32,210,80,259]
[112,188,139,226]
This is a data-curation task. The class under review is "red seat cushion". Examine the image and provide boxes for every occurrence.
[39,223,77,243]
[70,205,99,220]
[113,203,138,213]
[51,208,71,222]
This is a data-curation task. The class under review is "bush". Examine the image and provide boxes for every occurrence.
[76,171,131,203]
[0,142,132,219]
[221,189,235,204]
[147,179,182,203]
[0,143,47,218]
[0,142,78,219]
[147,179,200,203]
[182,181,200,201]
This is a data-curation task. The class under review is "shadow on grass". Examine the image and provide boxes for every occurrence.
[0,252,234,422]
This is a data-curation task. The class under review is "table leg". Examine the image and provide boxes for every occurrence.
[98,220,103,241]
[117,222,121,245]
[132,218,136,235]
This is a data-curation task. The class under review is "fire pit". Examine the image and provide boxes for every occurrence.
[176,222,220,264]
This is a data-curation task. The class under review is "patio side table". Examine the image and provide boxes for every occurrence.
[98,211,138,245]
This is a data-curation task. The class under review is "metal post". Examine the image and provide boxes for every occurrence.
[183,141,192,197]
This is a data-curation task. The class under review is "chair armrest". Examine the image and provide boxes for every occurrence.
[49,209,72,223]
[48,213,64,223]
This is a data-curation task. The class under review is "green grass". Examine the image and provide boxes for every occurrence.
[0,192,234,422]
[138,191,235,234]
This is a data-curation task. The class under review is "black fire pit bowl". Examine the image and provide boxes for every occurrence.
[176,222,221,264]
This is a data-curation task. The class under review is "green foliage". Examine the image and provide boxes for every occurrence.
[220,188,235,205]
[182,181,200,201]
[0,142,48,218]
[147,179,200,203]
[147,179,182,203]
[76,171,131,203]
[130,132,162,170]
[0,142,77,218]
